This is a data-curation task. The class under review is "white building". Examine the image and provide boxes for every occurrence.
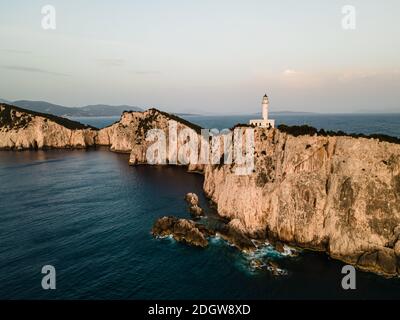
[249,94,275,128]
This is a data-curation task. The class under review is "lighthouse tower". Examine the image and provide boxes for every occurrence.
[249,94,275,128]
[262,94,269,120]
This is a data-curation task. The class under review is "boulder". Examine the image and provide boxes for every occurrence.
[185,193,204,217]
[185,193,199,206]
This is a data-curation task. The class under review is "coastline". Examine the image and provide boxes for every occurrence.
[1,103,400,278]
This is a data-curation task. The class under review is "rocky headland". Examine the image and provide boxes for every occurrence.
[1,102,400,277]
[202,127,400,276]
[118,109,400,276]
[0,103,98,149]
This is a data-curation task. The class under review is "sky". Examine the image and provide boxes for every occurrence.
[0,0,399,114]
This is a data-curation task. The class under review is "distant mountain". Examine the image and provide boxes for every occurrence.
[8,100,142,117]
[79,104,142,117]
[0,98,10,104]
[13,100,73,116]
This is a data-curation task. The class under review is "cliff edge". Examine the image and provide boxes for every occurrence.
[104,110,400,276]
[0,103,98,149]
[2,103,399,276]
[203,127,400,276]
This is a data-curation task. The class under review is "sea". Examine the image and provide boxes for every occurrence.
[1,113,400,300]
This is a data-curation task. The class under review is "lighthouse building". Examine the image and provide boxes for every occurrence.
[249,94,275,128]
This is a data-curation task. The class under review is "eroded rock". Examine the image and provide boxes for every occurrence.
[185,193,204,218]
[215,219,256,252]
[152,216,209,248]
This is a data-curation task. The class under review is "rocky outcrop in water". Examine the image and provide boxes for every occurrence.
[0,104,98,150]
[185,193,204,217]
[152,216,210,248]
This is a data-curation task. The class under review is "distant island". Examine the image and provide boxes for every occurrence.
[0,99,142,117]
[0,99,205,118]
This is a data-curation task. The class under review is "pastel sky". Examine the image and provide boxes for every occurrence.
[0,0,399,114]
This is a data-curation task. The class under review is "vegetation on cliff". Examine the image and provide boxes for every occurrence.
[0,103,97,131]
[278,123,400,144]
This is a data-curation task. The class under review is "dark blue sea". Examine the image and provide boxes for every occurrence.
[1,113,400,299]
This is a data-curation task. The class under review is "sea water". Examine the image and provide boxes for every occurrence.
[1,113,400,299]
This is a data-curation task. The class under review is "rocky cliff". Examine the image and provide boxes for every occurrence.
[108,109,400,276]
[0,104,98,149]
[95,108,202,164]
[203,127,400,276]
[2,103,400,276]
[90,108,400,276]
[0,105,201,152]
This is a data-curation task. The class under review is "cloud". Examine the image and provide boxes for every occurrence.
[1,65,69,77]
[283,69,297,75]
[280,69,323,88]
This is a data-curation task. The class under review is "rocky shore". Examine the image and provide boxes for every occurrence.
[151,192,292,275]
[151,196,258,252]
[203,128,400,277]
[152,216,210,248]
[1,102,400,277]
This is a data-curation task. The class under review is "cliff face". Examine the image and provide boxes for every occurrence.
[0,105,201,153]
[95,111,142,152]
[2,103,399,276]
[94,110,400,276]
[203,128,400,276]
[96,108,202,163]
[0,104,98,149]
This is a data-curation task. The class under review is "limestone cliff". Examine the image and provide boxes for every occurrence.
[203,127,400,276]
[0,105,201,153]
[95,108,202,163]
[0,104,98,149]
[95,109,400,276]
[2,103,400,276]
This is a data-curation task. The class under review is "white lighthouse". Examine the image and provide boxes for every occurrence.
[262,94,269,120]
[250,94,275,128]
